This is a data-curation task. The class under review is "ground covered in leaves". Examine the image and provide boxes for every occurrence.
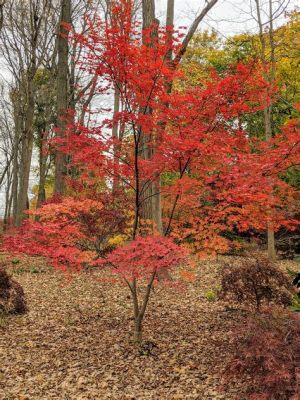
[0,255,298,400]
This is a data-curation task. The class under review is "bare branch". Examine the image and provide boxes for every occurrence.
[173,0,219,67]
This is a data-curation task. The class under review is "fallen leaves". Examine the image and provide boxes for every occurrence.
[0,256,298,399]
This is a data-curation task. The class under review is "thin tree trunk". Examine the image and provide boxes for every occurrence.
[3,165,12,229]
[15,77,35,226]
[150,0,175,235]
[54,0,71,195]
[267,0,276,261]
[255,0,276,260]
[112,84,120,193]
[11,104,21,222]
[140,0,158,229]
[0,1,5,32]
[37,130,47,208]
[133,317,143,344]
[6,185,14,230]
[130,269,157,345]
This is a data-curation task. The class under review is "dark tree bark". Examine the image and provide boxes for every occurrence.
[54,0,71,195]
[0,1,5,32]
[16,76,35,226]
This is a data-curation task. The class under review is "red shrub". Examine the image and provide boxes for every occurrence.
[223,310,300,400]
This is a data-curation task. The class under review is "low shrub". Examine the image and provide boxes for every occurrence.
[219,254,294,311]
[223,309,300,400]
[0,263,27,315]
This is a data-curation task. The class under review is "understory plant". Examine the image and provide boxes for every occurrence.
[219,254,294,311]
[223,309,300,400]
[98,235,187,343]
[0,262,27,315]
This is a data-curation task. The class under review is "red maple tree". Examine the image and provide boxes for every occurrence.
[3,0,300,343]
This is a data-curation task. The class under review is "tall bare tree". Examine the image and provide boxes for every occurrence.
[54,0,71,194]
[54,0,106,193]
[0,0,58,225]
[253,0,289,259]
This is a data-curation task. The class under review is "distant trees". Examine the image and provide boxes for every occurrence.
[0,0,106,225]
[0,0,58,225]
[180,7,300,258]
[0,0,298,263]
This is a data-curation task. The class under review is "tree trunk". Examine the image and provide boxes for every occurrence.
[134,316,143,344]
[255,0,276,260]
[140,0,218,238]
[0,1,4,32]
[112,84,120,193]
[142,0,155,31]
[140,0,160,232]
[37,130,47,208]
[3,165,12,230]
[15,77,35,226]
[54,0,71,195]
[11,103,21,222]
[150,0,175,235]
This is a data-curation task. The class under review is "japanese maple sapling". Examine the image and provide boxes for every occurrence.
[100,235,186,343]
[2,0,300,346]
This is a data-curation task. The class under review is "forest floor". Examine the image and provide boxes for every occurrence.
[0,255,298,400]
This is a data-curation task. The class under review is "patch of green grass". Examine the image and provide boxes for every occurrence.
[15,267,26,274]
[14,267,27,274]
[290,295,300,312]
[205,288,217,302]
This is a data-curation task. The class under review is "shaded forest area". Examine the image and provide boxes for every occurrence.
[0,0,300,399]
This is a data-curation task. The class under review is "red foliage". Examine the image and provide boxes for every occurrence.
[55,4,298,256]
[1,0,300,346]
[3,0,300,270]
[3,196,127,270]
[223,310,300,400]
[98,235,187,279]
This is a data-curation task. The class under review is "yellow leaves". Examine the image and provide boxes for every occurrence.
[29,181,54,210]
[108,212,133,247]
[108,234,128,246]
[178,30,226,88]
